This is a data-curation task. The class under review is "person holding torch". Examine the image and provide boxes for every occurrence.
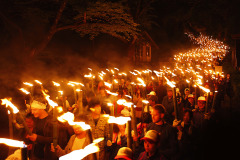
[27,98,55,160]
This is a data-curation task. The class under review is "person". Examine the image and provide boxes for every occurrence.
[192,96,213,160]
[146,104,177,159]
[87,97,110,160]
[27,99,55,160]
[173,109,196,160]
[50,115,94,160]
[109,124,128,160]
[192,96,210,129]
[155,80,167,104]
[138,130,167,160]
[114,147,133,160]
[162,88,174,123]
[144,92,158,113]
[133,88,143,122]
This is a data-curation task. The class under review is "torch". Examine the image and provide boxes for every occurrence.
[1,98,32,136]
[196,84,210,113]
[42,91,59,148]
[164,77,178,120]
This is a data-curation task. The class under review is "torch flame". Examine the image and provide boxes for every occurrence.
[42,91,58,108]
[164,76,176,88]
[142,100,149,104]
[197,84,210,93]
[19,88,30,95]
[52,81,60,87]
[59,138,104,160]
[103,115,131,125]
[106,90,118,96]
[35,80,42,85]
[57,112,90,130]
[137,77,146,87]
[0,138,25,148]
[23,82,33,87]
[1,98,19,114]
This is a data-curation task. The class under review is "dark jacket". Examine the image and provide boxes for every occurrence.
[138,151,167,160]
[147,122,177,159]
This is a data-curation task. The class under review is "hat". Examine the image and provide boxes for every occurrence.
[114,147,132,160]
[147,91,156,96]
[198,96,206,101]
[188,94,194,98]
[141,130,159,143]
[31,100,46,109]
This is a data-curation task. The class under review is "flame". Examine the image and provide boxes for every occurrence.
[116,99,126,105]
[137,77,146,87]
[0,138,25,148]
[57,112,90,130]
[35,80,42,85]
[19,88,30,94]
[104,82,112,88]
[197,84,210,93]
[52,81,60,87]
[106,90,118,96]
[1,98,19,114]
[116,99,133,108]
[69,81,84,87]
[57,106,63,113]
[42,91,58,108]
[84,73,93,78]
[164,76,176,88]
[23,82,33,87]
[142,100,149,104]
[58,91,63,95]
[59,138,104,160]
[103,115,131,125]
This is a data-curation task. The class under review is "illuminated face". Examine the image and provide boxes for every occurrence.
[31,109,41,118]
[144,140,156,153]
[198,101,206,111]
[93,105,101,115]
[151,109,161,123]
[167,90,173,97]
[73,125,84,135]
[25,118,34,128]
[188,97,194,104]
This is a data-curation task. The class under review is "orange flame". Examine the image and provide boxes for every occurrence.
[19,88,30,94]
[23,82,33,87]
[57,112,90,130]
[59,138,104,160]
[42,91,58,108]
[35,80,42,85]
[164,76,176,88]
[1,98,19,114]
[52,81,60,87]
[103,115,131,125]
[0,138,25,148]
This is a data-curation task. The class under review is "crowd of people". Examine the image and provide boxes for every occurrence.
[6,72,232,160]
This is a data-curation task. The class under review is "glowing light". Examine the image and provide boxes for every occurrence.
[19,88,30,94]
[1,98,19,114]
[0,138,25,148]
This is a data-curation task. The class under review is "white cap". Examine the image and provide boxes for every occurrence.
[141,130,159,142]
[198,96,206,101]
[188,94,194,98]
[31,100,46,109]
[114,147,132,160]
[147,91,156,96]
